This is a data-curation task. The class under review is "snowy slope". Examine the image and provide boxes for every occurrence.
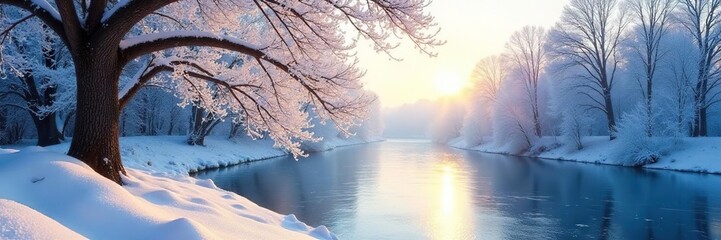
[0,147,336,240]
[0,199,86,240]
[451,136,721,174]
[0,135,382,239]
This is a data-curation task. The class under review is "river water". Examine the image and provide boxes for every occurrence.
[195,140,721,239]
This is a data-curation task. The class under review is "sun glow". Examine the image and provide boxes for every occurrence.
[434,71,467,96]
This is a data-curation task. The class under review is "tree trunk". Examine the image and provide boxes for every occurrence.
[693,105,700,137]
[167,118,175,135]
[646,73,653,137]
[692,94,708,137]
[700,106,707,136]
[187,105,221,146]
[604,90,616,140]
[532,83,541,137]
[532,107,541,137]
[32,112,63,147]
[67,49,126,185]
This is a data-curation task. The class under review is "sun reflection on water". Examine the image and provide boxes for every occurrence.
[441,165,456,215]
[429,160,474,240]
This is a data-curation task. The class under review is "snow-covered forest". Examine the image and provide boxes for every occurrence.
[413,0,721,166]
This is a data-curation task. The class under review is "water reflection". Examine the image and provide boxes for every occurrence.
[440,164,456,215]
[195,141,721,240]
[430,161,474,240]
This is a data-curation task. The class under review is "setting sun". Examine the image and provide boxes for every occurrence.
[434,71,467,96]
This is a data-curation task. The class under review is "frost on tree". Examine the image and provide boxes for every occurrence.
[462,55,507,146]
[548,0,629,140]
[676,0,721,137]
[625,0,674,138]
[0,6,76,146]
[0,0,441,184]
[505,26,547,137]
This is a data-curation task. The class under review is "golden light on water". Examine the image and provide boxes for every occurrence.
[429,160,474,240]
[440,165,456,215]
[370,151,489,239]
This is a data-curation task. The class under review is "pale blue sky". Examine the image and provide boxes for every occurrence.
[358,0,569,107]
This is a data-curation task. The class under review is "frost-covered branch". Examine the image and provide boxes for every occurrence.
[0,0,65,41]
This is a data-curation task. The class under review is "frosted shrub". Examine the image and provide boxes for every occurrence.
[612,104,676,166]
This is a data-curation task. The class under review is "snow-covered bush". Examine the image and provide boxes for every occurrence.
[612,104,678,166]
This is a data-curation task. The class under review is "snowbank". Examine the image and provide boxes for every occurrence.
[0,199,85,239]
[5,136,288,174]
[6,135,382,174]
[451,136,721,174]
[0,146,337,240]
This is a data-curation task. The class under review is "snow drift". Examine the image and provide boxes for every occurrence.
[0,147,336,240]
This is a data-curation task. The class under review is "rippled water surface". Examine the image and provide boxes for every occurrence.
[195,140,721,239]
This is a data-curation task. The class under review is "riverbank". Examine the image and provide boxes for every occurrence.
[449,136,721,174]
[0,136,365,239]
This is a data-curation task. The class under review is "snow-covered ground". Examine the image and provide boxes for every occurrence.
[0,136,367,239]
[449,136,721,174]
[3,136,288,175]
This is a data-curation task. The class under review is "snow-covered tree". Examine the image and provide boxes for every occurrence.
[675,0,721,136]
[547,61,609,148]
[0,6,76,146]
[662,31,697,136]
[461,55,507,146]
[627,0,675,137]
[468,55,507,103]
[505,26,547,136]
[492,75,537,153]
[0,0,441,184]
[299,104,341,152]
[548,0,630,140]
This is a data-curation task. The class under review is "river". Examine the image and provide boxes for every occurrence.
[194,140,721,239]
